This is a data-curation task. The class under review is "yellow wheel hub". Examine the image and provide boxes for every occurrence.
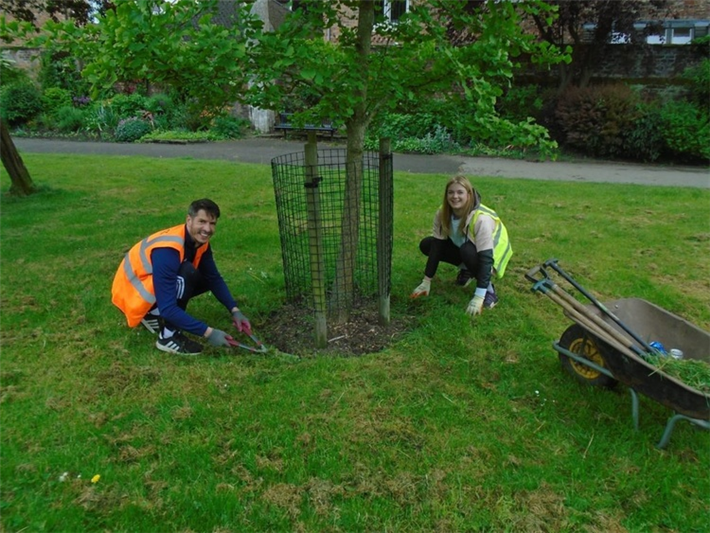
[568,338,605,379]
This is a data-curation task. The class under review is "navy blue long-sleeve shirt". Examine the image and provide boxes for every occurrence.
[151,226,237,336]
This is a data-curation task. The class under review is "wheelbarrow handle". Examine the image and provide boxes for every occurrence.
[543,259,655,354]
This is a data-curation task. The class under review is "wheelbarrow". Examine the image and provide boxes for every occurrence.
[526,259,710,449]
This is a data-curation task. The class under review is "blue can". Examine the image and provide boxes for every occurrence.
[649,341,667,355]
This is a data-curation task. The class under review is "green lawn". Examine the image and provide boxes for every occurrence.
[1,153,709,533]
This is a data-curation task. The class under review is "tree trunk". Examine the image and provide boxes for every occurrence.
[329,1,374,323]
[329,118,367,322]
[0,119,36,196]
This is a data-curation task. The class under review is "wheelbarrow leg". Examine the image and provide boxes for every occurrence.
[629,388,640,431]
[656,414,710,450]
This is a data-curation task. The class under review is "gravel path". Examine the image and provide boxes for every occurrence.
[13,137,709,188]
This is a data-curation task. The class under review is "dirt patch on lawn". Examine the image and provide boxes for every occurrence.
[260,302,412,357]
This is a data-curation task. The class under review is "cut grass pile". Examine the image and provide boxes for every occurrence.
[1,153,709,533]
[649,357,710,394]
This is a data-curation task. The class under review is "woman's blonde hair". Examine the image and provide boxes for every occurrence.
[440,175,476,238]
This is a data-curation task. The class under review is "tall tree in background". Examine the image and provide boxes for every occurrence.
[1,119,36,196]
[524,0,670,91]
[248,0,566,319]
[12,0,259,127]
[0,0,114,27]
[0,51,36,196]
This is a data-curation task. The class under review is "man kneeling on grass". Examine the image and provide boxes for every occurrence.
[111,198,251,355]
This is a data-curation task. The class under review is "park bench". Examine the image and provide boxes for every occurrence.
[274,112,338,139]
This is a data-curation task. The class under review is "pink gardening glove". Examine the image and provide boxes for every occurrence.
[232,310,252,335]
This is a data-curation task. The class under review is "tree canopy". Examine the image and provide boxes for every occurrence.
[2,0,568,152]
[5,0,260,125]
[247,0,567,154]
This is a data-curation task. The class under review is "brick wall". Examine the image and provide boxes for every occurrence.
[519,42,706,88]
[666,0,709,19]
[593,44,704,79]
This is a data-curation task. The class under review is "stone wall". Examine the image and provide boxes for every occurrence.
[666,0,709,20]
[518,42,706,91]
[588,43,706,81]
[2,47,42,79]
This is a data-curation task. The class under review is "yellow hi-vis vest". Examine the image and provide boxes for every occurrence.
[111,224,207,327]
[470,205,513,278]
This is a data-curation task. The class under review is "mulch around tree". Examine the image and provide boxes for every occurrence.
[260,301,412,357]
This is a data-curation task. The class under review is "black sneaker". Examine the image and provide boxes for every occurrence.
[484,285,499,309]
[141,313,162,334]
[156,332,203,355]
[455,269,474,287]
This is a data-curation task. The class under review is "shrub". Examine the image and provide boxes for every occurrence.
[211,115,250,139]
[110,94,149,120]
[369,112,440,141]
[42,88,73,116]
[555,84,641,158]
[139,130,222,143]
[681,58,710,105]
[31,113,58,132]
[144,93,173,115]
[164,100,190,130]
[658,100,710,161]
[39,49,88,94]
[84,104,119,138]
[367,124,461,155]
[498,85,544,123]
[0,82,43,126]
[365,111,458,154]
[625,103,665,162]
[54,105,87,133]
[114,117,152,142]
[184,102,216,132]
[0,54,30,86]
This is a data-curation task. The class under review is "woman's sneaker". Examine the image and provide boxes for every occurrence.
[484,285,498,309]
[455,269,474,287]
[156,332,203,355]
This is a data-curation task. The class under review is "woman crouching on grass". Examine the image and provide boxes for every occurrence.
[411,175,513,317]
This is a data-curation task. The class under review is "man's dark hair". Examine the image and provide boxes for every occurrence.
[188,199,221,219]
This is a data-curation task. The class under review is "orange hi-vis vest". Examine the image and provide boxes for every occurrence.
[111,224,208,327]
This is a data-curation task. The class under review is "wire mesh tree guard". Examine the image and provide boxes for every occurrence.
[271,138,394,347]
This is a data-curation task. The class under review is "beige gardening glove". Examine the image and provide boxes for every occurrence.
[465,288,487,316]
[410,278,431,299]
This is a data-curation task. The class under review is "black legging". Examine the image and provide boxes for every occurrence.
[419,236,492,289]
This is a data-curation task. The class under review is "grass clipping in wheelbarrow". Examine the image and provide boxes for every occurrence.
[649,357,710,394]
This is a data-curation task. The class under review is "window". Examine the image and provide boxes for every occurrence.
[643,20,709,45]
[609,31,630,45]
[583,19,708,45]
[667,27,693,44]
[647,27,694,45]
[376,0,408,24]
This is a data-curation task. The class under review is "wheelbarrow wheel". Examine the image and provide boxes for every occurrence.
[558,324,618,389]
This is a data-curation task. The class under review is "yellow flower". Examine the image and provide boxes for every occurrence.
[91,475,100,484]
